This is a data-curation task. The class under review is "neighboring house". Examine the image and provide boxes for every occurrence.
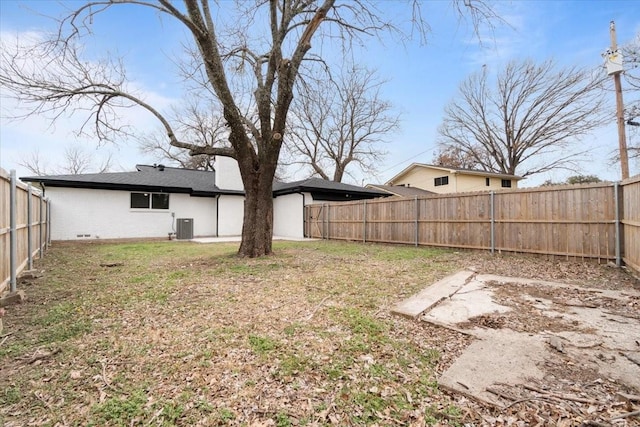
[384,163,522,194]
[365,184,435,197]
[21,157,387,241]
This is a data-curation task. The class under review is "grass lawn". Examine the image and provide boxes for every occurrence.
[1,240,637,426]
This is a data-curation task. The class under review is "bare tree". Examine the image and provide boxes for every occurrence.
[60,144,93,174]
[437,59,608,178]
[19,144,114,175]
[1,0,498,257]
[139,132,215,170]
[566,174,601,184]
[18,149,50,176]
[542,174,602,186]
[283,64,398,183]
[138,99,226,171]
[431,145,480,169]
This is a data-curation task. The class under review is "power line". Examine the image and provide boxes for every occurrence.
[380,146,435,174]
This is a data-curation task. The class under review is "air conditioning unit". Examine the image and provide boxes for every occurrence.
[176,218,194,240]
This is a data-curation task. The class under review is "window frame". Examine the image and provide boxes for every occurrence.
[434,176,449,187]
[151,193,170,210]
[501,179,512,188]
[130,192,170,210]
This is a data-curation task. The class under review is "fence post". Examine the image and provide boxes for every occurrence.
[28,184,33,270]
[326,203,330,240]
[614,182,621,267]
[490,191,495,255]
[9,170,17,293]
[323,203,327,240]
[39,192,44,258]
[363,200,367,243]
[46,199,51,247]
[415,196,419,247]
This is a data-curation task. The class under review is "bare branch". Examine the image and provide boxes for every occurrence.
[285,63,396,182]
[452,0,508,43]
[438,59,608,178]
[18,144,115,175]
[17,149,50,176]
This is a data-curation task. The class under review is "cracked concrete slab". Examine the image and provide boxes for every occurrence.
[424,278,511,325]
[438,329,547,403]
[392,271,640,406]
[390,270,474,319]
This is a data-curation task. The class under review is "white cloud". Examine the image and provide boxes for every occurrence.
[0,28,180,177]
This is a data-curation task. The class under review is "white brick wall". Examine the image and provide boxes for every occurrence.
[44,171,316,240]
[215,157,244,191]
[273,192,311,238]
[217,195,245,236]
[46,187,217,240]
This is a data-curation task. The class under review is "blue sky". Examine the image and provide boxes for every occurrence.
[0,1,638,186]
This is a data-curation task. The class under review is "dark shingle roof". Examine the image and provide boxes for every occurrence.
[20,164,235,196]
[21,166,385,199]
[273,177,387,198]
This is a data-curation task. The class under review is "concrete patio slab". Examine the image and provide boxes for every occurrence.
[424,278,512,325]
[394,271,640,406]
[438,329,547,405]
[390,270,474,319]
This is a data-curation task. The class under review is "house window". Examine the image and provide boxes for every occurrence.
[486,178,490,186]
[501,179,512,188]
[152,193,170,209]
[434,176,449,186]
[131,192,170,209]
[131,192,150,208]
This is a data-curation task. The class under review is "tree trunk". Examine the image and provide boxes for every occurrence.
[333,165,345,182]
[238,163,275,257]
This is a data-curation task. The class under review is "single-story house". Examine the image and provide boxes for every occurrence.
[20,157,387,241]
[384,163,523,194]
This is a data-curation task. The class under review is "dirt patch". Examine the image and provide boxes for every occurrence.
[463,252,640,291]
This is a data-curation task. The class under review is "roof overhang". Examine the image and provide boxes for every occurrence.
[273,184,387,200]
[19,177,234,197]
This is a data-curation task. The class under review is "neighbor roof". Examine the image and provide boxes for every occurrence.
[21,164,238,197]
[273,177,388,200]
[386,163,523,185]
[365,184,435,197]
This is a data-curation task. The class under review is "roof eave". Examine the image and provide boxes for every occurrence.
[274,185,386,198]
[452,170,523,180]
[21,179,220,195]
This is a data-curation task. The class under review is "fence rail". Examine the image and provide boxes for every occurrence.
[1,168,50,294]
[305,178,640,275]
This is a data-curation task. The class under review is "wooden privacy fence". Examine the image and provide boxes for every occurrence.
[1,168,50,294]
[622,175,640,273]
[305,179,640,273]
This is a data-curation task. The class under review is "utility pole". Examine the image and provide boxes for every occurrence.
[607,21,629,180]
